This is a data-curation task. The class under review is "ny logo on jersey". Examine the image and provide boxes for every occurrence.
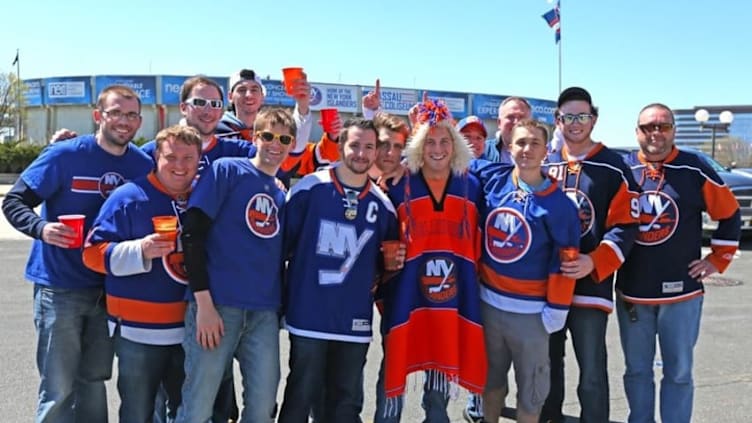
[636,190,679,246]
[485,208,531,263]
[72,172,126,198]
[245,194,280,238]
[316,220,374,285]
[420,257,457,303]
[564,188,595,237]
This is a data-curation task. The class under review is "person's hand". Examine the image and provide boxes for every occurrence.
[140,233,175,259]
[377,162,409,189]
[325,115,343,141]
[292,72,311,114]
[407,92,429,128]
[561,253,594,280]
[362,78,381,111]
[386,243,407,271]
[196,302,224,350]
[50,128,77,143]
[688,258,718,281]
[41,222,78,248]
[274,177,288,192]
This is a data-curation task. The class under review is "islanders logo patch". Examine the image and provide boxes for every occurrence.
[485,207,531,263]
[245,193,280,238]
[420,256,457,303]
[636,190,679,246]
[564,188,595,237]
[71,172,126,199]
[162,249,188,285]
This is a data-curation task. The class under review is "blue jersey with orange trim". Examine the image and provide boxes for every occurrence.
[283,166,398,343]
[471,161,580,333]
[545,143,640,312]
[188,157,285,310]
[617,148,741,303]
[382,170,486,398]
[85,174,189,345]
[20,135,153,289]
[141,136,255,175]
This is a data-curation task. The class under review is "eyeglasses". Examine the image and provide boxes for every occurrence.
[638,122,674,135]
[559,113,594,125]
[256,131,294,145]
[101,110,140,121]
[184,97,224,109]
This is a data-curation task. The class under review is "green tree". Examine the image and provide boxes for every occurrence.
[0,72,28,141]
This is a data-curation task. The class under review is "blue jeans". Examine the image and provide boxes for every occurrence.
[115,334,184,423]
[616,296,703,423]
[544,306,609,423]
[374,358,450,423]
[33,284,114,423]
[177,303,280,423]
[278,334,369,423]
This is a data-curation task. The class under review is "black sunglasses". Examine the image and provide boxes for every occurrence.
[638,122,674,135]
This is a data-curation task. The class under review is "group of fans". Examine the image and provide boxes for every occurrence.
[1,68,742,423]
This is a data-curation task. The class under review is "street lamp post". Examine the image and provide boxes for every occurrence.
[694,108,734,159]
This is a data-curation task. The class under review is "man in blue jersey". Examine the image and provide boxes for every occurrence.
[616,103,741,423]
[82,125,202,422]
[177,108,296,423]
[2,85,154,422]
[278,118,400,423]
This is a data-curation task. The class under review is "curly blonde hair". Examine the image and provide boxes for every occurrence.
[403,119,473,175]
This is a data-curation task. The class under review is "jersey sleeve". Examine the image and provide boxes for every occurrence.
[702,167,741,273]
[589,161,640,282]
[19,143,65,199]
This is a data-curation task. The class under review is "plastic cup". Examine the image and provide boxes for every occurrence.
[560,247,580,262]
[152,216,178,242]
[381,240,402,271]
[320,108,339,134]
[58,214,85,249]
[282,67,304,96]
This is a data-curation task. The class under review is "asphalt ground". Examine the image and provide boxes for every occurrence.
[1,209,751,422]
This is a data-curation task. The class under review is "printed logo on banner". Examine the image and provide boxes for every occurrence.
[310,86,323,107]
[48,81,86,99]
[95,76,156,105]
[23,79,43,106]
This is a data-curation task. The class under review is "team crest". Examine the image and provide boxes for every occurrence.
[98,172,125,198]
[564,188,595,237]
[636,190,679,246]
[420,257,457,303]
[162,250,188,285]
[245,193,280,238]
[485,208,532,263]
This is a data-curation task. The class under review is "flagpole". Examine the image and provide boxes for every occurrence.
[558,0,562,94]
[15,48,23,140]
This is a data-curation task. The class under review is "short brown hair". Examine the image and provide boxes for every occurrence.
[512,119,550,142]
[180,76,224,103]
[96,85,141,111]
[154,125,202,156]
[373,112,410,141]
[253,108,297,136]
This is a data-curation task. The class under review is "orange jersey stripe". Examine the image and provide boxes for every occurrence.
[703,179,739,221]
[106,294,186,325]
[479,263,547,297]
[606,183,640,228]
[546,273,576,307]
[589,242,623,283]
[82,243,109,274]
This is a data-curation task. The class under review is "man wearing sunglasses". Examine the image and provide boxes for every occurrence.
[615,104,740,423]
[2,85,154,422]
[541,87,641,423]
[178,108,297,423]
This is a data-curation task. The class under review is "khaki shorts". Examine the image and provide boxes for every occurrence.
[480,301,550,413]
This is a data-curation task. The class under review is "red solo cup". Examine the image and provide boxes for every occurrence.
[320,108,339,134]
[381,240,402,271]
[152,216,178,242]
[58,214,85,249]
[560,247,580,262]
[282,67,304,96]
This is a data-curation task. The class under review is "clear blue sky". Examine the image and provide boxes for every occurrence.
[2,0,750,147]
